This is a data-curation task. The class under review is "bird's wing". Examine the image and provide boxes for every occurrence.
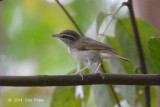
[74,37,117,51]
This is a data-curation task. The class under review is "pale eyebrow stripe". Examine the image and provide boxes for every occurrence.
[64,34,77,40]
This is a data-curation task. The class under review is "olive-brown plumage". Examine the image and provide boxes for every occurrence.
[51,30,128,75]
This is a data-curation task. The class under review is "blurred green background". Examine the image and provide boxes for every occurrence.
[0,0,160,107]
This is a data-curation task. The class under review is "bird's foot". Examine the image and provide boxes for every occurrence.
[94,71,100,74]
[94,72,104,79]
[71,72,83,80]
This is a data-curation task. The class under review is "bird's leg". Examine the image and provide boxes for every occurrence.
[74,62,91,75]
[94,61,102,73]
[72,62,91,80]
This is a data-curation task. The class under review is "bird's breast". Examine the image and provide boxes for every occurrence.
[68,48,87,62]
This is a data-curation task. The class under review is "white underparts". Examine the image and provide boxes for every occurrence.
[100,53,113,59]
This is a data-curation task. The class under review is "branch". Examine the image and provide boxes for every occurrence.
[55,0,84,36]
[126,1,147,74]
[126,0,150,107]
[0,74,160,86]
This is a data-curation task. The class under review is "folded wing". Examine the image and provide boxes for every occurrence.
[75,37,117,51]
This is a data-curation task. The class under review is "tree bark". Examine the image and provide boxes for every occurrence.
[0,74,160,86]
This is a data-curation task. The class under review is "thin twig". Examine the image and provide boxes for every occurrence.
[102,5,123,36]
[55,0,84,36]
[101,63,121,107]
[0,74,160,86]
[125,0,150,107]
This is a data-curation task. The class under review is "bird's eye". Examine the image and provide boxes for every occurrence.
[61,36,65,38]
[61,35,74,41]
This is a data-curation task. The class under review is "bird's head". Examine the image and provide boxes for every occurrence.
[51,30,80,47]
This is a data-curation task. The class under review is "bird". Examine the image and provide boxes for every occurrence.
[51,29,128,75]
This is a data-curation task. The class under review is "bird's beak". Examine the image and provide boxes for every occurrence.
[50,34,58,37]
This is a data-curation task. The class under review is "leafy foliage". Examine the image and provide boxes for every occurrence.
[50,86,90,107]
[149,38,160,71]
[115,18,159,73]
[1,0,160,107]
[50,86,81,107]
[93,85,114,107]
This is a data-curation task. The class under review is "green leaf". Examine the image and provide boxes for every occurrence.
[107,36,133,74]
[135,86,157,107]
[92,85,114,107]
[96,12,108,34]
[115,18,159,73]
[50,86,81,107]
[117,85,135,105]
[148,38,160,71]
[50,86,90,107]
[86,89,97,107]
[68,0,100,33]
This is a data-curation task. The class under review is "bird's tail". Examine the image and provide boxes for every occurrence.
[115,55,129,61]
